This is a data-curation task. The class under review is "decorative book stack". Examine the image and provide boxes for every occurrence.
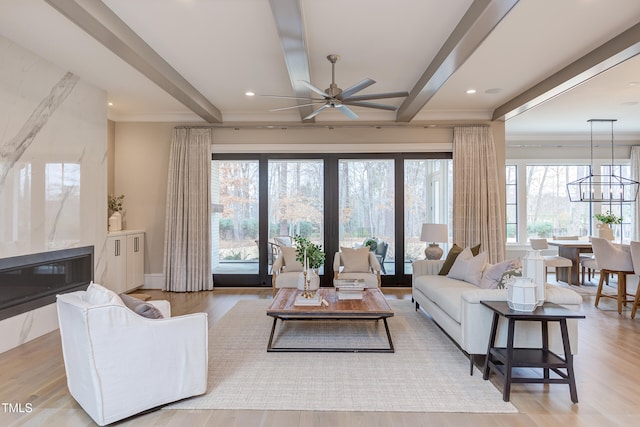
[334,279,365,300]
[294,293,322,306]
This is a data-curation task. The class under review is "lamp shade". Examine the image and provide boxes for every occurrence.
[420,224,448,243]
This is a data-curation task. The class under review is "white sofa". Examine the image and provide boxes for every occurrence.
[412,259,583,372]
[56,283,208,426]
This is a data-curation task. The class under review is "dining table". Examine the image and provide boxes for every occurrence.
[547,240,593,285]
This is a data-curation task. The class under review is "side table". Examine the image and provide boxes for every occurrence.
[481,301,585,403]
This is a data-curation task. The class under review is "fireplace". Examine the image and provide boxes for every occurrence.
[0,246,93,321]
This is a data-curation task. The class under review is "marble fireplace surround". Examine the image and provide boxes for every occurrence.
[0,246,93,321]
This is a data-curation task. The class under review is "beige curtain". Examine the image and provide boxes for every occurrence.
[163,128,213,292]
[452,125,505,263]
[631,146,640,240]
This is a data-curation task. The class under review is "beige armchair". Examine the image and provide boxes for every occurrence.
[271,245,304,290]
[625,240,640,319]
[333,247,381,288]
[592,237,635,316]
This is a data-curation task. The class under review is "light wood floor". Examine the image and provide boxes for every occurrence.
[1,284,640,427]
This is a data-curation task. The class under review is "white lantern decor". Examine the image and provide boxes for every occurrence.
[523,249,546,306]
[507,277,538,312]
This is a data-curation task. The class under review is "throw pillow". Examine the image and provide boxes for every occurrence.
[447,248,487,286]
[280,246,304,272]
[120,293,164,319]
[479,259,516,289]
[496,263,523,289]
[340,247,371,273]
[85,282,123,305]
[438,243,481,275]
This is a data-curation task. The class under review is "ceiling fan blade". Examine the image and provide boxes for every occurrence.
[299,80,329,98]
[269,102,323,112]
[339,78,376,99]
[337,104,359,120]
[342,101,398,111]
[261,94,322,101]
[304,104,330,120]
[343,91,409,101]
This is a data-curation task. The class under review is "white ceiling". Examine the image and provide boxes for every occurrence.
[1,0,640,141]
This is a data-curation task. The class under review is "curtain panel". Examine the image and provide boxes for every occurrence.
[631,146,640,241]
[163,128,213,292]
[452,125,505,263]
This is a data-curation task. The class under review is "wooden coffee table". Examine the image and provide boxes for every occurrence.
[266,288,395,353]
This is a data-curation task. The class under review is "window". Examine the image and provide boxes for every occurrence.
[505,165,517,243]
[506,160,633,244]
[212,153,452,286]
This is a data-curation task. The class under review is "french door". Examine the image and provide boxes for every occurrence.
[211,153,451,287]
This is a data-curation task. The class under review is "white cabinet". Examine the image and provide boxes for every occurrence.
[105,230,145,293]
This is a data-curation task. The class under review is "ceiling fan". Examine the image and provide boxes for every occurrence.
[265,54,409,120]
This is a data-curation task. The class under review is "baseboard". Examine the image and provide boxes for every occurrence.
[141,273,163,289]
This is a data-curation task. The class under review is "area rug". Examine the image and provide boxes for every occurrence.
[167,299,517,413]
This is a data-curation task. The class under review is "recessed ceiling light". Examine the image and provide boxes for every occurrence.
[466,89,477,94]
[108,102,113,106]
[628,81,640,86]
[245,91,255,97]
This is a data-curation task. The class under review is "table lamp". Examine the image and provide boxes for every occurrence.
[420,223,448,260]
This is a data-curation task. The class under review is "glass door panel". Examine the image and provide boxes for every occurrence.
[211,160,259,275]
[404,159,452,274]
[338,159,394,275]
[268,159,324,274]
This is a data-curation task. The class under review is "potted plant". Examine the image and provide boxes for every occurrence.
[108,194,125,232]
[594,210,622,224]
[594,210,621,241]
[293,235,325,269]
[364,238,378,252]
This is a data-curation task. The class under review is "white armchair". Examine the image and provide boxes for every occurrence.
[333,247,381,288]
[56,283,208,426]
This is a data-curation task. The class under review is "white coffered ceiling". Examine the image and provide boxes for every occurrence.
[1,0,640,140]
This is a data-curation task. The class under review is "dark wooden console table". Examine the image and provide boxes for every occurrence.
[481,301,585,403]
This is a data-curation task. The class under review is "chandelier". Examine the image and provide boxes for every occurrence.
[567,119,639,202]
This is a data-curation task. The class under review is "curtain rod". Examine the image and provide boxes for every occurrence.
[172,123,482,130]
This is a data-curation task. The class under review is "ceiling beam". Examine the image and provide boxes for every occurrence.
[396,0,519,122]
[493,22,640,121]
[44,0,223,123]
[269,0,315,122]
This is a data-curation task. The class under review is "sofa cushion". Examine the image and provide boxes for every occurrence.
[341,247,370,273]
[497,266,523,289]
[281,246,304,272]
[120,293,164,319]
[479,259,516,289]
[438,243,481,275]
[447,248,487,286]
[413,275,477,323]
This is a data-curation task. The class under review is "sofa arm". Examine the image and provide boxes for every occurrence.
[411,259,444,278]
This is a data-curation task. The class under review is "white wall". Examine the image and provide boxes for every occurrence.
[0,35,108,353]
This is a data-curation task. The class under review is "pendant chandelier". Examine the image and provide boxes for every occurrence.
[567,119,640,202]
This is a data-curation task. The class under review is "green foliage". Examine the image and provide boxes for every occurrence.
[595,210,622,224]
[108,194,124,214]
[527,221,553,238]
[364,238,378,252]
[293,235,325,269]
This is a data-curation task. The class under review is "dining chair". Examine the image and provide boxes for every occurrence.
[626,241,640,319]
[580,255,601,285]
[529,238,573,285]
[592,237,636,316]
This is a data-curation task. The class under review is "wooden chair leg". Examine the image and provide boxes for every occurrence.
[632,285,640,319]
[581,265,585,285]
[618,273,626,314]
[595,270,606,307]
[567,266,572,286]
